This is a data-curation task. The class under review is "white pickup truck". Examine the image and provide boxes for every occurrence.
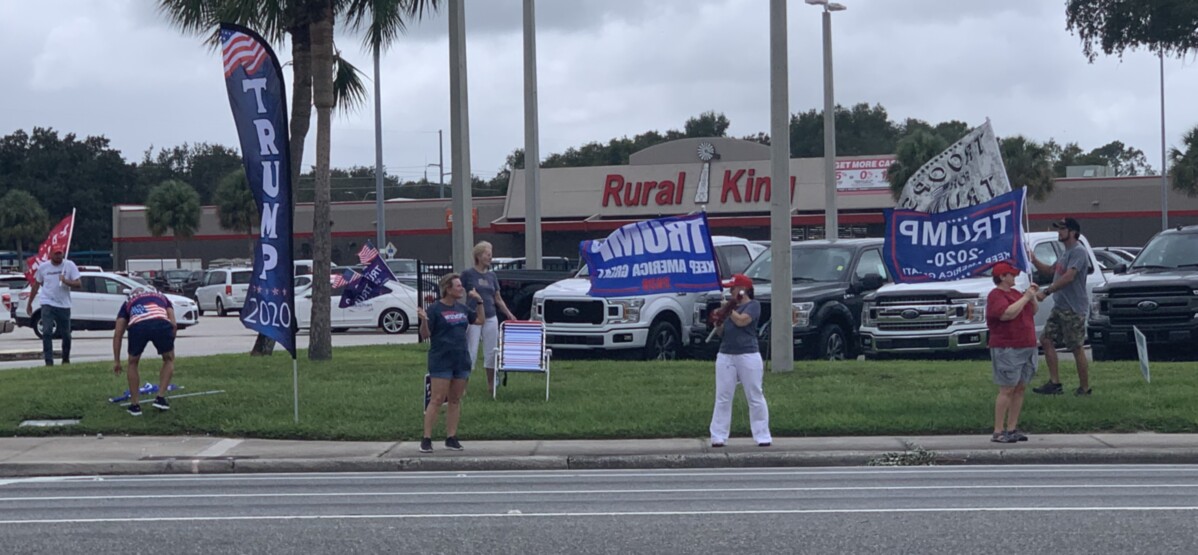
[530,236,765,360]
[858,232,1105,358]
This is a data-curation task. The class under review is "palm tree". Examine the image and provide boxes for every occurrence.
[214,168,257,256]
[145,180,203,267]
[999,135,1055,201]
[0,190,50,272]
[1169,125,1198,198]
[886,129,948,201]
[159,0,440,360]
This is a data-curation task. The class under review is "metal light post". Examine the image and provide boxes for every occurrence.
[1159,50,1168,230]
[806,0,846,241]
[769,0,793,373]
[372,43,386,251]
[448,0,474,272]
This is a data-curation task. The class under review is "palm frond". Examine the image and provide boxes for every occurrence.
[332,51,368,116]
[344,0,442,52]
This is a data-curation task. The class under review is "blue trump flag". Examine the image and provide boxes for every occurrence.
[339,244,398,308]
[220,23,296,356]
[580,213,721,297]
[883,188,1028,284]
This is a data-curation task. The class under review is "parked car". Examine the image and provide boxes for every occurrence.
[530,236,766,360]
[14,271,199,338]
[491,256,575,271]
[858,232,1105,358]
[0,273,30,293]
[0,289,15,335]
[1093,249,1127,273]
[155,269,203,298]
[385,258,418,277]
[294,278,418,334]
[195,267,253,316]
[1094,247,1138,266]
[690,238,888,360]
[1088,225,1198,360]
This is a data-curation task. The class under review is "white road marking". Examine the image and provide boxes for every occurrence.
[196,439,242,458]
[73,465,1198,483]
[2,506,1197,525]
[3,483,1198,503]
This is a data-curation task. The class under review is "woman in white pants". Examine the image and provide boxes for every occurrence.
[462,241,516,394]
[709,273,771,448]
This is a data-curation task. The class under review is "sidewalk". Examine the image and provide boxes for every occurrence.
[3,433,1198,477]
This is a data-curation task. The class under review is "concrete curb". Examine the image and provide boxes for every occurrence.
[5,448,1198,477]
[0,350,53,362]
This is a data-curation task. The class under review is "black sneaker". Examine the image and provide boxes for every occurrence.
[128,404,142,417]
[445,436,463,451]
[1074,387,1092,397]
[1032,381,1064,395]
[153,396,170,411]
[1008,429,1029,442]
[991,431,1015,443]
[419,437,433,453]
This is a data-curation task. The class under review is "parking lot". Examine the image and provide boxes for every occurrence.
[0,314,419,371]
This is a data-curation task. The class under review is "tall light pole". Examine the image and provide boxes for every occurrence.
[806,0,845,241]
[448,0,474,272]
[372,43,386,251]
[1159,49,1168,230]
[523,0,544,270]
[427,129,446,198]
[769,0,793,373]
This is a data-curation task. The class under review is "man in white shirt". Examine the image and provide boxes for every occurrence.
[27,248,82,366]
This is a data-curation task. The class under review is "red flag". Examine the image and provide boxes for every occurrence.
[25,212,75,285]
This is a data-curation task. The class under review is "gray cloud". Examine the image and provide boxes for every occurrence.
[1,0,1194,185]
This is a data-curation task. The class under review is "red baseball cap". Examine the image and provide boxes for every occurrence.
[722,273,753,289]
[992,262,1020,277]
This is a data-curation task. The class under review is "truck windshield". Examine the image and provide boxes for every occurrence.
[743,246,856,282]
[1131,234,1198,270]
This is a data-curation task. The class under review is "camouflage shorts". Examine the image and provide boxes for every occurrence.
[1042,307,1086,350]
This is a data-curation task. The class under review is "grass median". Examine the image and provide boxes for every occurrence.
[1,344,1195,441]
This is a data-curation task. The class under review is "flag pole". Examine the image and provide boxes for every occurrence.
[292,356,299,423]
[66,208,76,258]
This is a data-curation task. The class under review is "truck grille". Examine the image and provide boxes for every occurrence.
[544,300,605,325]
[546,334,604,346]
[878,321,951,331]
[875,337,951,350]
[1109,286,1191,299]
[875,295,949,306]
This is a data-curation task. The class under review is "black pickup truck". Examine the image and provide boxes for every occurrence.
[690,238,888,360]
[494,258,580,321]
[1088,225,1198,360]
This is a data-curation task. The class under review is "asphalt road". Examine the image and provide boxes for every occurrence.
[0,314,418,370]
[1,465,1196,554]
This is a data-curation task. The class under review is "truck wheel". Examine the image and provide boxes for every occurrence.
[643,320,681,361]
[816,324,848,361]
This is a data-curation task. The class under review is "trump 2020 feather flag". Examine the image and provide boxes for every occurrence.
[220,22,296,357]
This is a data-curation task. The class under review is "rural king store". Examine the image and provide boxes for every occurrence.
[112,137,1198,267]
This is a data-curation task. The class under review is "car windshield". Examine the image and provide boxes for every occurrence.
[743,246,856,282]
[386,259,417,275]
[1131,234,1198,269]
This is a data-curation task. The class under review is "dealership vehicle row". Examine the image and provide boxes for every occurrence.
[3,225,1196,361]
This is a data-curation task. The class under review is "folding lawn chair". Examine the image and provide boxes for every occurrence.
[492,320,552,400]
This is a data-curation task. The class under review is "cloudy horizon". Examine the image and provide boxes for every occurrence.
[2,0,1194,183]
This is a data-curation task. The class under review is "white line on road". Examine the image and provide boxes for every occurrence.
[2,506,1198,525]
[195,439,242,458]
[4,483,1198,503]
[75,465,1198,484]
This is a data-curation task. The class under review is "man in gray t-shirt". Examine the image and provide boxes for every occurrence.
[27,248,82,366]
[1031,217,1092,397]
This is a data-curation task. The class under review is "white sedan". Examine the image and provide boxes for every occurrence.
[294,280,419,334]
[15,272,199,338]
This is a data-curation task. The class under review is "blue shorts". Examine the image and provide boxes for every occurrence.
[428,366,471,380]
[128,321,175,358]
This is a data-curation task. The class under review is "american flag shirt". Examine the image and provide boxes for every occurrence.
[118,292,173,328]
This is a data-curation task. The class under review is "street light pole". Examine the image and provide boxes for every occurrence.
[769,0,793,373]
[372,43,386,251]
[808,0,846,241]
[1160,49,1168,230]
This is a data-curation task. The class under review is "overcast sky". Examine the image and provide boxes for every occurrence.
[2,0,1195,183]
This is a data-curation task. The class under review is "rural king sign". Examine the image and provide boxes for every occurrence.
[601,142,798,210]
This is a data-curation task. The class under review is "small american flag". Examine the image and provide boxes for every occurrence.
[332,270,361,289]
[357,243,379,264]
[221,28,268,78]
